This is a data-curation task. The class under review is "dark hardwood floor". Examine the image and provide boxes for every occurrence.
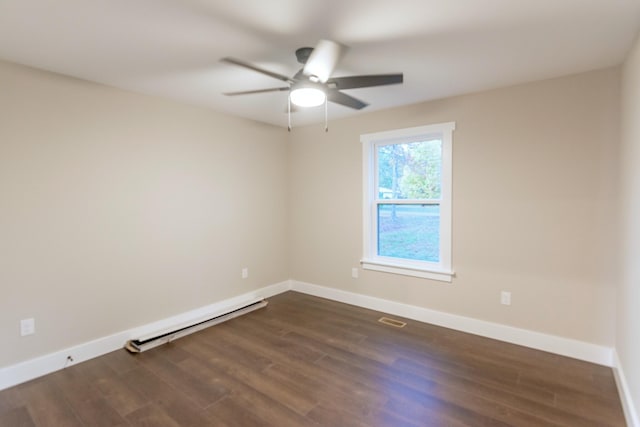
[0,291,626,426]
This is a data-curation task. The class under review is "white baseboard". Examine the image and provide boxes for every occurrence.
[613,350,639,427]
[0,279,617,393]
[290,280,614,366]
[0,281,291,391]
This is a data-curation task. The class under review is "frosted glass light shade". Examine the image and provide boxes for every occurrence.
[290,87,326,107]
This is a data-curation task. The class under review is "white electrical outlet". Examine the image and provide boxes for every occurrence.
[20,318,35,336]
[242,268,249,279]
[351,268,359,279]
[500,291,512,306]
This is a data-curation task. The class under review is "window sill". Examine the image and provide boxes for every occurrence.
[361,259,454,282]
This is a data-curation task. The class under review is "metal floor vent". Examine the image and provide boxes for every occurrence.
[378,317,407,328]
[125,299,268,353]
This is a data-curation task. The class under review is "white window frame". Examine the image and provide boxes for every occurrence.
[361,122,455,282]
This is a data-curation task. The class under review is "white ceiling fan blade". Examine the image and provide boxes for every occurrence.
[303,40,345,83]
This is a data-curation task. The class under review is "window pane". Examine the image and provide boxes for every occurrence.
[377,204,440,262]
[377,140,442,200]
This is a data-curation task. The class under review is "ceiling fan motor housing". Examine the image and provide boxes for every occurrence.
[295,47,314,64]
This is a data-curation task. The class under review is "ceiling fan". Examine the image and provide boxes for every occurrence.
[221,40,403,112]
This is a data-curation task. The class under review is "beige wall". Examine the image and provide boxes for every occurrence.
[619,32,640,418]
[0,60,289,368]
[0,58,623,371]
[289,68,620,346]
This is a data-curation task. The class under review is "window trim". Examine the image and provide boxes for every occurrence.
[361,122,455,282]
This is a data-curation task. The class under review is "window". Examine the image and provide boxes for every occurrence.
[361,122,455,282]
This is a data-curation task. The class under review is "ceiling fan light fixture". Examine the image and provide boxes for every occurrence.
[221,40,403,114]
[290,86,326,107]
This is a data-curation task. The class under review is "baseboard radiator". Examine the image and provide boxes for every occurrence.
[125,299,268,353]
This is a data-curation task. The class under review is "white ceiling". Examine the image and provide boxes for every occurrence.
[1,0,639,128]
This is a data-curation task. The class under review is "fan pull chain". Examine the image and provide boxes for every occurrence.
[324,96,328,132]
[287,95,292,132]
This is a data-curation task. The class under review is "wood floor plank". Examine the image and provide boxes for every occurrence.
[305,402,375,427]
[0,291,626,426]
[196,323,390,408]
[0,385,24,414]
[519,367,619,400]
[175,355,317,427]
[207,394,277,427]
[263,363,378,420]
[554,389,626,427]
[316,353,556,427]
[17,380,84,427]
[369,408,434,427]
[99,349,141,375]
[392,357,606,427]
[0,406,36,427]
[385,393,517,427]
[48,366,129,427]
[189,340,317,416]
[191,331,273,372]
[280,323,397,365]
[125,403,183,427]
[93,373,150,417]
[135,350,229,409]
[215,319,329,364]
[394,355,555,405]
[120,366,215,426]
